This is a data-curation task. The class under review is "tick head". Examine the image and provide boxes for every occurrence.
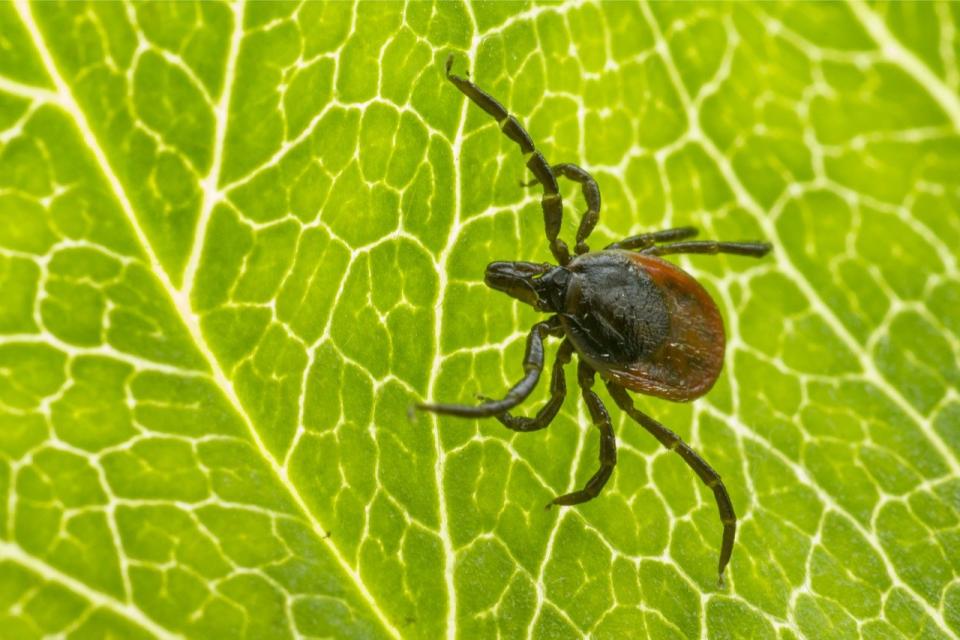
[484,261,568,312]
[484,261,547,308]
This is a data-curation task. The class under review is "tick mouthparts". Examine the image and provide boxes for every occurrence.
[483,261,546,307]
[483,261,513,286]
[483,260,544,282]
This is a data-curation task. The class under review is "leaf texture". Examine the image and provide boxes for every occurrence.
[0,1,959,638]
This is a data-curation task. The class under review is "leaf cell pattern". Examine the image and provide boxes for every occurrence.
[0,2,959,639]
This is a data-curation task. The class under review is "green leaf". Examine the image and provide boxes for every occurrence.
[1,1,959,638]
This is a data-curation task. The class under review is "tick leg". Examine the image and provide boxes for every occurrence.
[559,164,601,255]
[525,164,601,255]
[605,383,735,586]
[643,240,771,258]
[547,362,617,508]
[489,340,574,432]
[417,317,559,418]
[605,226,699,251]
[445,56,569,265]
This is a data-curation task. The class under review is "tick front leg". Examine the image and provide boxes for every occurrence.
[490,340,574,432]
[554,164,601,255]
[417,317,560,418]
[606,383,736,586]
[547,362,617,508]
[445,56,569,265]
[523,163,601,256]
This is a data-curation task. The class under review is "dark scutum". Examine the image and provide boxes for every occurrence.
[562,252,670,365]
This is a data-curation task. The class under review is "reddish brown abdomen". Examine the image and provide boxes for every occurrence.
[606,253,725,401]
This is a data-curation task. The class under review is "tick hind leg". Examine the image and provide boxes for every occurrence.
[547,361,617,508]
[643,240,771,258]
[605,226,699,251]
[445,56,569,265]
[605,383,736,586]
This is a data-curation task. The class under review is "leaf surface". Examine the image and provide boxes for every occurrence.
[1,2,959,638]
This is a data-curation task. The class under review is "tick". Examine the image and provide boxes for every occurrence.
[419,56,771,584]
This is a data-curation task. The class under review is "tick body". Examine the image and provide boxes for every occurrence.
[420,56,771,585]
[560,250,725,401]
